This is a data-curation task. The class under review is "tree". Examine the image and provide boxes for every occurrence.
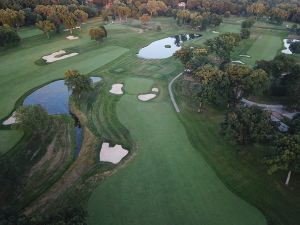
[264,134,300,186]
[15,105,51,134]
[0,25,20,47]
[240,28,250,39]
[289,42,300,54]
[176,9,190,25]
[247,3,266,18]
[224,64,269,103]
[241,18,255,28]
[269,7,288,24]
[74,9,88,31]
[173,47,193,65]
[194,64,229,105]
[89,27,106,44]
[146,0,158,16]
[61,12,77,34]
[221,105,275,145]
[139,14,151,25]
[205,32,241,62]
[36,20,55,38]
[0,9,25,29]
[64,70,92,99]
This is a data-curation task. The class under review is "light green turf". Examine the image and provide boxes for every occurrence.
[124,77,154,94]
[0,130,23,154]
[18,27,43,39]
[242,34,282,65]
[87,78,267,225]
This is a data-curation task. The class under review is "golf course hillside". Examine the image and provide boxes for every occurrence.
[0,1,300,224]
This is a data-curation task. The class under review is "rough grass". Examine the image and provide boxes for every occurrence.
[0,130,23,154]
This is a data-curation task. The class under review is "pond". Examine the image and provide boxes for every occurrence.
[23,76,101,158]
[137,33,202,59]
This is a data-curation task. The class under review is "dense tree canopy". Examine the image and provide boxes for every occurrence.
[0,25,20,47]
[221,105,275,145]
[15,105,51,134]
[64,70,92,99]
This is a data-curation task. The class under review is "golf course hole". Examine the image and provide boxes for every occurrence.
[42,50,78,63]
[99,143,129,164]
[109,84,124,95]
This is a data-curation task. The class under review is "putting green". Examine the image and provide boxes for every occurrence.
[87,78,266,225]
[0,130,23,154]
[124,77,154,94]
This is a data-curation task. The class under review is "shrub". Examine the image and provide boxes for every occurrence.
[0,26,20,48]
[289,42,300,54]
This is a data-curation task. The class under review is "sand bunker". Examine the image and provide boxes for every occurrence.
[99,143,128,164]
[138,93,157,101]
[239,55,251,58]
[109,84,124,95]
[66,35,79,40]
[64,26,81,32]
[152,87,159,92]
[282,39,300,54]
[232,60,245,65]
[2,112,16,125]
[212,31,220,34]
[42,50,78,63]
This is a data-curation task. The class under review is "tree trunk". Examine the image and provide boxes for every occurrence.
[285,170,291,186]
[70,28,73,34]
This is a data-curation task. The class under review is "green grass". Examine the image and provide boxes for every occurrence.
[242,34,282,65]
[124,77,154,94]
[18,27,43,39]
[0,130,23,154]
[1,16,299,224]
[87,77,266,225]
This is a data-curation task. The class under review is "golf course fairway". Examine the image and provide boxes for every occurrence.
[87,78,267,225]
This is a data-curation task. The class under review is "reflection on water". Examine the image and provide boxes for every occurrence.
[23,76,101,158]
[137,33,202,59]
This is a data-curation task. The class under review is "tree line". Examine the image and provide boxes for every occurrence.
[174,28,300,186]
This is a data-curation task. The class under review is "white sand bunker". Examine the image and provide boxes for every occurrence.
[138,93,157,101]
[64,26,81,32]
[42,50,78,63]
[282,39,300,54]
[109,84,124,95]
[212,31,220,34]
[232,60,245,65]
[239,54,251,58]
[66,35,79,40]
[2,112,16,125]
[99,143,128,164]
[152,87,159,92]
